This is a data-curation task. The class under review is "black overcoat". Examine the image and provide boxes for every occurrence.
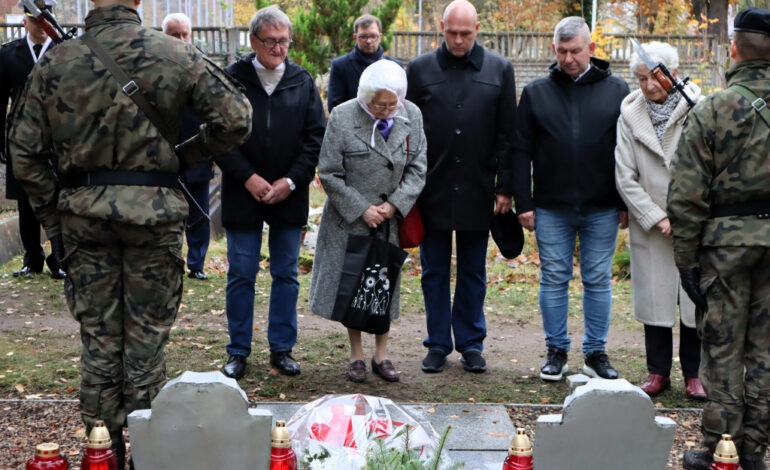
[1,37,50,200]
[406,43,516,231]
[217,54,325,229]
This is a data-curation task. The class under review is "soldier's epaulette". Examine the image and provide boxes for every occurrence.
[1,39,12,48]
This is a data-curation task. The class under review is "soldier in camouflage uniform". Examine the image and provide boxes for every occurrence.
[669,8,770,470]
[7,0,252,467]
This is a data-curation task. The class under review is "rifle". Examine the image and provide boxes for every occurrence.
[20,0,77,43]
[631,38,697,108]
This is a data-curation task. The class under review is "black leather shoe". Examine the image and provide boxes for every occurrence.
[13,265,42,278]
[583,351,619,379]
[188,270,208,280]
[270,351,300,376]
[683,449,713,470]
[222,354,247,379]
[50,268,67,280]
[540,347,569,381]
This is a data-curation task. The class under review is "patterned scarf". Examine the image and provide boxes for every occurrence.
[645,92,681,145]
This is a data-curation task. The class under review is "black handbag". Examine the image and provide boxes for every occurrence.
[331,221,408,334]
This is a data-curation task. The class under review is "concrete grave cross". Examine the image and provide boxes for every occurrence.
[535,377,676,470]
[128,371,273,470]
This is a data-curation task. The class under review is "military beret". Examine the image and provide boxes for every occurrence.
[734,7,770,36]
[19,0,57,16]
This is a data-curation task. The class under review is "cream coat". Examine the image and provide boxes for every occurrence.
[614,85,700,327]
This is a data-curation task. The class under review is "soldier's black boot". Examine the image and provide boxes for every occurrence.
[740,458,768,470]
[112,440,126,469]
[683,449,713,470]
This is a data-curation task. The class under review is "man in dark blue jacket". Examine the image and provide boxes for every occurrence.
[326,14,402,112]
[512,16,629,383]
[217,6,325,380]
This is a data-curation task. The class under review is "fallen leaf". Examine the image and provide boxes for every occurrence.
[449,414,459,419]
[539,397,551,404]
[15,384,24,393]
[74,428,87,438]
[279,393,286,400]
[426,407,435,413]
[468,397,476,403]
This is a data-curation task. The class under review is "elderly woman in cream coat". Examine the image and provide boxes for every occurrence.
[309,60,427,383]
[615,41,705,400]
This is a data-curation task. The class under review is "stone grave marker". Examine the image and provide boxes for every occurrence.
[535,377,676,469]
[128,371,272,470]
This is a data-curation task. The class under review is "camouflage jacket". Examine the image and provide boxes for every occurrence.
[8,5,252,237]
[667,60,770,269]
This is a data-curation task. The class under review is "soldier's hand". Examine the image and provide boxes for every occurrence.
[679,267,707,311]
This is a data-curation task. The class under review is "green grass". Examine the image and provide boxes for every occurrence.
[2,203,681,407]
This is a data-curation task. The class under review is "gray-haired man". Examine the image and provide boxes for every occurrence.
[512,16,629,382]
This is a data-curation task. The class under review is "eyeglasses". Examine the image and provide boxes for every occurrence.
[357,34,381,41]
[255,36,292,49]
[370,102,399,112]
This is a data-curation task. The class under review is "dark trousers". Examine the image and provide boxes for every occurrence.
[420,229,488,355]
[18,197,46,270]
[644,320,700,378]
[183,181,210,272]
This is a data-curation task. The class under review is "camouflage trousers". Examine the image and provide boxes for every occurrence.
[698,246,770,460]
[61,214,185,444]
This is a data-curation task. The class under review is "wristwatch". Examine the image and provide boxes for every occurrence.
[285,177,296,192]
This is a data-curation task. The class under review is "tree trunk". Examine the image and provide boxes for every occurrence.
[692,0,728,43]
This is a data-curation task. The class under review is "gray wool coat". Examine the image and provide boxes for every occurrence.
[309,99,427,321]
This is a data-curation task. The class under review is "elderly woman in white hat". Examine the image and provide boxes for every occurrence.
[309,60,427,383]
[615,41,705,400]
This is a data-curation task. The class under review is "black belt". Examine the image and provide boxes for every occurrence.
[59,171,179,188]
[710,200,770,219]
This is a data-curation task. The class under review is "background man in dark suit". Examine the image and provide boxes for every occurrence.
[326,14,402,112]
[0,0,64,279]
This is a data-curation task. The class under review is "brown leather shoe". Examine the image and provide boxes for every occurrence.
[347,360,366,383]
[371,357,400,382]
[685,377,707,400]
[639,373,670,397]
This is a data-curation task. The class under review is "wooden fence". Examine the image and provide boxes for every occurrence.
[1,24,726,89]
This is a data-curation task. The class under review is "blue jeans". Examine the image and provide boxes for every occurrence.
[183,180,210,272]
[535,207,619,355]
[225,224,302,357]
[420,229,488,355]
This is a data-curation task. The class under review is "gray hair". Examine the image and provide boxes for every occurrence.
[553,16,591,46]
[629,41,679,72]
[353,14,382,34]
[249,5,292,37]
[162,12,191,34]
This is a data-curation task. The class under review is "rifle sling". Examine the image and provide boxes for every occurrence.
[80,33,178,147]
[731,83,770,128]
